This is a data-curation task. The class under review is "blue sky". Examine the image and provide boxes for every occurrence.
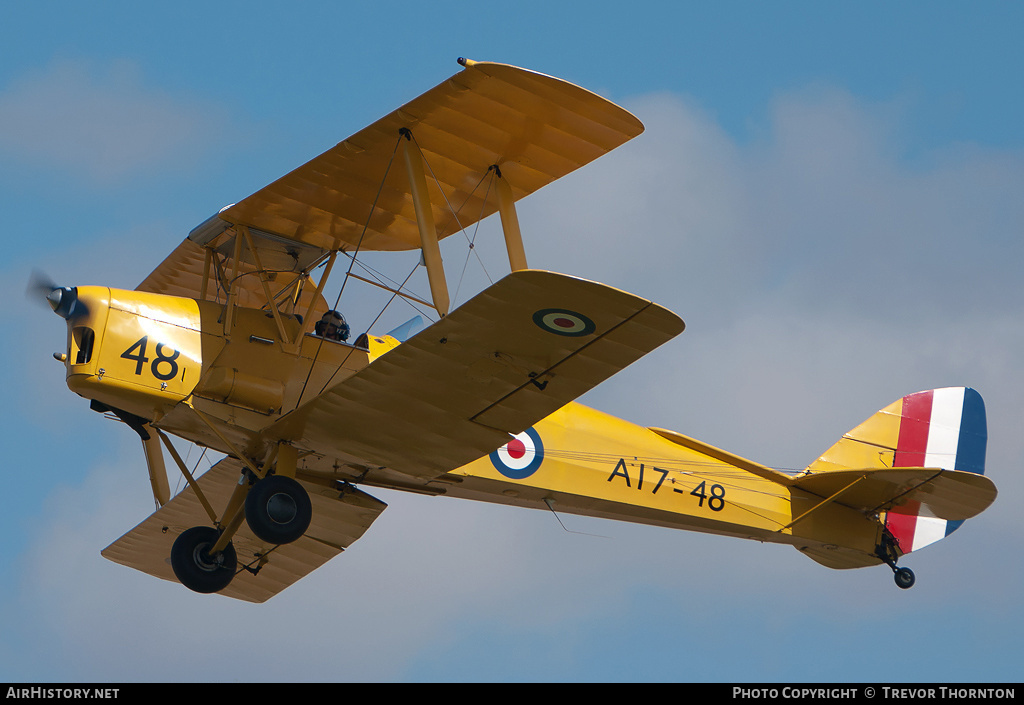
[2,1,1023,683]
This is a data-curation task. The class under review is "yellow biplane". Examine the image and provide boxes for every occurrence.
[36,60,996,602]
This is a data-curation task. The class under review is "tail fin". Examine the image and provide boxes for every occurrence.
[806,387,988,554]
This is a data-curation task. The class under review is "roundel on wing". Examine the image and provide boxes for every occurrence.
[532,308,596,337]
[489,427,544,480]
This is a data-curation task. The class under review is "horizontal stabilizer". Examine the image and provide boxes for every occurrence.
[791,466,997,521]
[102,458,386,603]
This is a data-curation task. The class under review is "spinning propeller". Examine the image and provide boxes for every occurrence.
[28,270,87,319]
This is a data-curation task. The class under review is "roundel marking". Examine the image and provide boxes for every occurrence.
[533,308,596,337]
[490,427,544,480]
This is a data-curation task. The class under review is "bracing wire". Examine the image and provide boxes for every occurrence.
[332,134,404,314]
[407,132,495,289]
[302,131,502,401]
[292,132,404,407]
[453,169,497,307]
[172,445,210,499]
[342,252,437,323]
[358,258,425,336]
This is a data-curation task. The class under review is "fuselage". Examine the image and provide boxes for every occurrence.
[58,287,884,567]
[443,401,882,562]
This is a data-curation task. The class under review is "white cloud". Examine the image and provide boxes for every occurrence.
[528,87,1024,324]
[0,59,228,183]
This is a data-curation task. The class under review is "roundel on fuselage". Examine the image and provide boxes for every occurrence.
[489,427,544,479]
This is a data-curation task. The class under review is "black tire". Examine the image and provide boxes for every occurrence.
[894,567,916,590]
[170,526,237,594]
[245,475,312,545]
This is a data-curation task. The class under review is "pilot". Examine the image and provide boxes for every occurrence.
[314,310,350,342]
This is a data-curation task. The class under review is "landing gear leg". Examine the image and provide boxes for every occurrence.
[875,528,915,590]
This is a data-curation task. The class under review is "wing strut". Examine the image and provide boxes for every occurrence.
[141,431,171,508]
[494,166,528,272]
[398,130,534,315]
[293,249,338,349]
[239,224,294,347]
[155,428,220,524]
[400,128,450,317]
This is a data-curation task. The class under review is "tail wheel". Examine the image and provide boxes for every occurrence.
[894,567,916,590]
[170,526,237,594]
[245,475,312,545]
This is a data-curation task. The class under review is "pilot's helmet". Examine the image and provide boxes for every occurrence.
[316,310,350,341]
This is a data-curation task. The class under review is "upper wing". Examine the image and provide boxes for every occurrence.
[271,269,684,480]
[219,61,644,252]
[135,60,641,310]
[101,458,386,603]
[791,467,997,521]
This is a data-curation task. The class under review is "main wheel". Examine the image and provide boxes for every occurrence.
[170,526,237,594]
[245,475,312,545]
[894,566,916,590]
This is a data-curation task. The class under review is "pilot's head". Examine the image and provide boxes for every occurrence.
[316,310,350,341]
